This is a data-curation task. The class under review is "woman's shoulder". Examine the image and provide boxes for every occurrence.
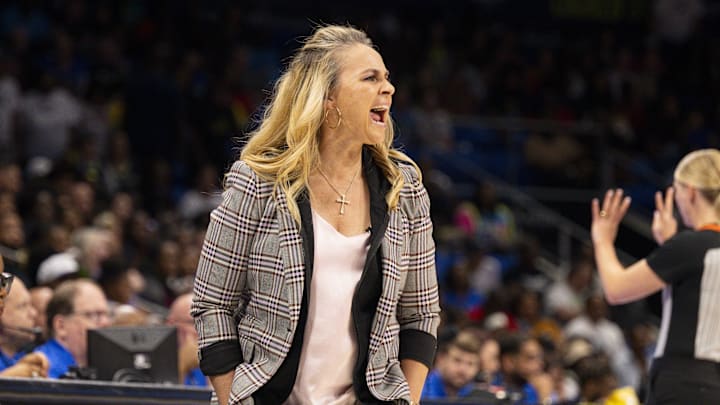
[659,228,720,254]
[396,159,421,185]
[670,229,719,242]
[224,160,275,195]
[394,159,431,217]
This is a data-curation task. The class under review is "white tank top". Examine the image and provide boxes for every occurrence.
[285,210,371,405]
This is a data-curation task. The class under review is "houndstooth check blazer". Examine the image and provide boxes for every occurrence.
[192,158,441,405]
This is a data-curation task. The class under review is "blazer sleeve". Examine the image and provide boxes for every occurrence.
[191,161,263,375]
[396,164,441,369]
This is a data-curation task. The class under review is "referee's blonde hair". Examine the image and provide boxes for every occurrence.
[239,24,418,224]
[674,148,720,217]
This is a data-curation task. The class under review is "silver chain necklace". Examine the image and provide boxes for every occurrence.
[317,166,360,215]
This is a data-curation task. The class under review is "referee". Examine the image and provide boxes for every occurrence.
[590,148,720,404]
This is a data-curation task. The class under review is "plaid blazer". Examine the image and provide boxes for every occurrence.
[192,159,441,405]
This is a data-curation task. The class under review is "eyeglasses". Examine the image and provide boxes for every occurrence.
[0,273,14,295]
[70,310,110,323]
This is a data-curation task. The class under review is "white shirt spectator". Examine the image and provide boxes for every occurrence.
[564,298,642,390]
[16,87,83,160]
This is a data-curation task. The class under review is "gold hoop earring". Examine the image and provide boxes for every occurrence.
[324,106,342,129]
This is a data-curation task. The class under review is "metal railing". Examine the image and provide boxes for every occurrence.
[422,114,658,271]
[434,150,638,275]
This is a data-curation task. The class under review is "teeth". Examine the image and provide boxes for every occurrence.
[370,106,388,112]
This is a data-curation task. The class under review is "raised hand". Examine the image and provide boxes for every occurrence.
[591,189,632,245]
[651,186,677,245]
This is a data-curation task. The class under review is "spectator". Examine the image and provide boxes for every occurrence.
[573,353,640,405]
[422,330,482,399]
[441,261,485,318]
[495,333,551,405]
[466,241,503,296]
[0,161,22,195]
[103,132,138,195]
[34,279,110,378]
[513,288,564,349]
[166,293,207,387]
[35,251,79,288]
[98,255,165,323]
[564,294,641,390]
[454,181,517,252]
[477,335,500,384]
[0,256,49,379]
[0,277,40,371]
[0,211,26,279]
[71,227,114,279]
[545,257,598,323]
[176,162,222,222]
[13,69,84,161]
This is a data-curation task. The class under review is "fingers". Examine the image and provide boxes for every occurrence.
[597,189,631,220]
[602,189,614,215]
[655,190,664,213]
[665,186,674,213]
[618,192,632,217]
[591,198,599,221]
[656,187,675,216]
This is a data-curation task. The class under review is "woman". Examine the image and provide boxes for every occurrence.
[591,148,720,404]
[191,25,440,405]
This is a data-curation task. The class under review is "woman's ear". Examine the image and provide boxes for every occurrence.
[324,95,336,110]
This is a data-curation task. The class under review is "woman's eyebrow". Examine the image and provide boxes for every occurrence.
[360,68,390,78]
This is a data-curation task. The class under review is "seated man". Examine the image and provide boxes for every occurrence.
[0,256,48,378]
[33,279,110,378]
[422,330,481,399]
[0,276,40,370]
[494,333,555,405]
[166,293,207,386]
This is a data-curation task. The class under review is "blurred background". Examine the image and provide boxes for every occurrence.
[0,0,715,402]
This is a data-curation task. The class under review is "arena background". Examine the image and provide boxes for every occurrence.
[0,0,714,403]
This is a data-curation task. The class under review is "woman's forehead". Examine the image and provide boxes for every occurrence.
[337,44,387,74]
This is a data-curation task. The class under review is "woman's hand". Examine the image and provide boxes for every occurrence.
[651,187,677,245]
[591,189,631,246]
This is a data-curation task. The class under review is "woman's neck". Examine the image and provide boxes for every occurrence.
[692,210,719,230]
[317,138,363,176]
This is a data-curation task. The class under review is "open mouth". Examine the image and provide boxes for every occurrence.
[370,106,388,126]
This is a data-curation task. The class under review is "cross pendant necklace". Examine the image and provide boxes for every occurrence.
[317,165,360,215]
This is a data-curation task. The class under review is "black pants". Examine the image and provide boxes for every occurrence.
[646,357,720,405]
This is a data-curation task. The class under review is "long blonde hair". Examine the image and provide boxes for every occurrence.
[674,148,720,218]
[240,24,417,223]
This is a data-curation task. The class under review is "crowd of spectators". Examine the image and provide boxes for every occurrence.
[0,0,716,403]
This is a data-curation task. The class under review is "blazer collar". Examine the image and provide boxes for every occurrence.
[362,146,391,256]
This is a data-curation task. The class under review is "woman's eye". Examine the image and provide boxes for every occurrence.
[365,76,377,81]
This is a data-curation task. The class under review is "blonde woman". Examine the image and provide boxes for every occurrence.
[191,25,440,405]
[591,149,720,404]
